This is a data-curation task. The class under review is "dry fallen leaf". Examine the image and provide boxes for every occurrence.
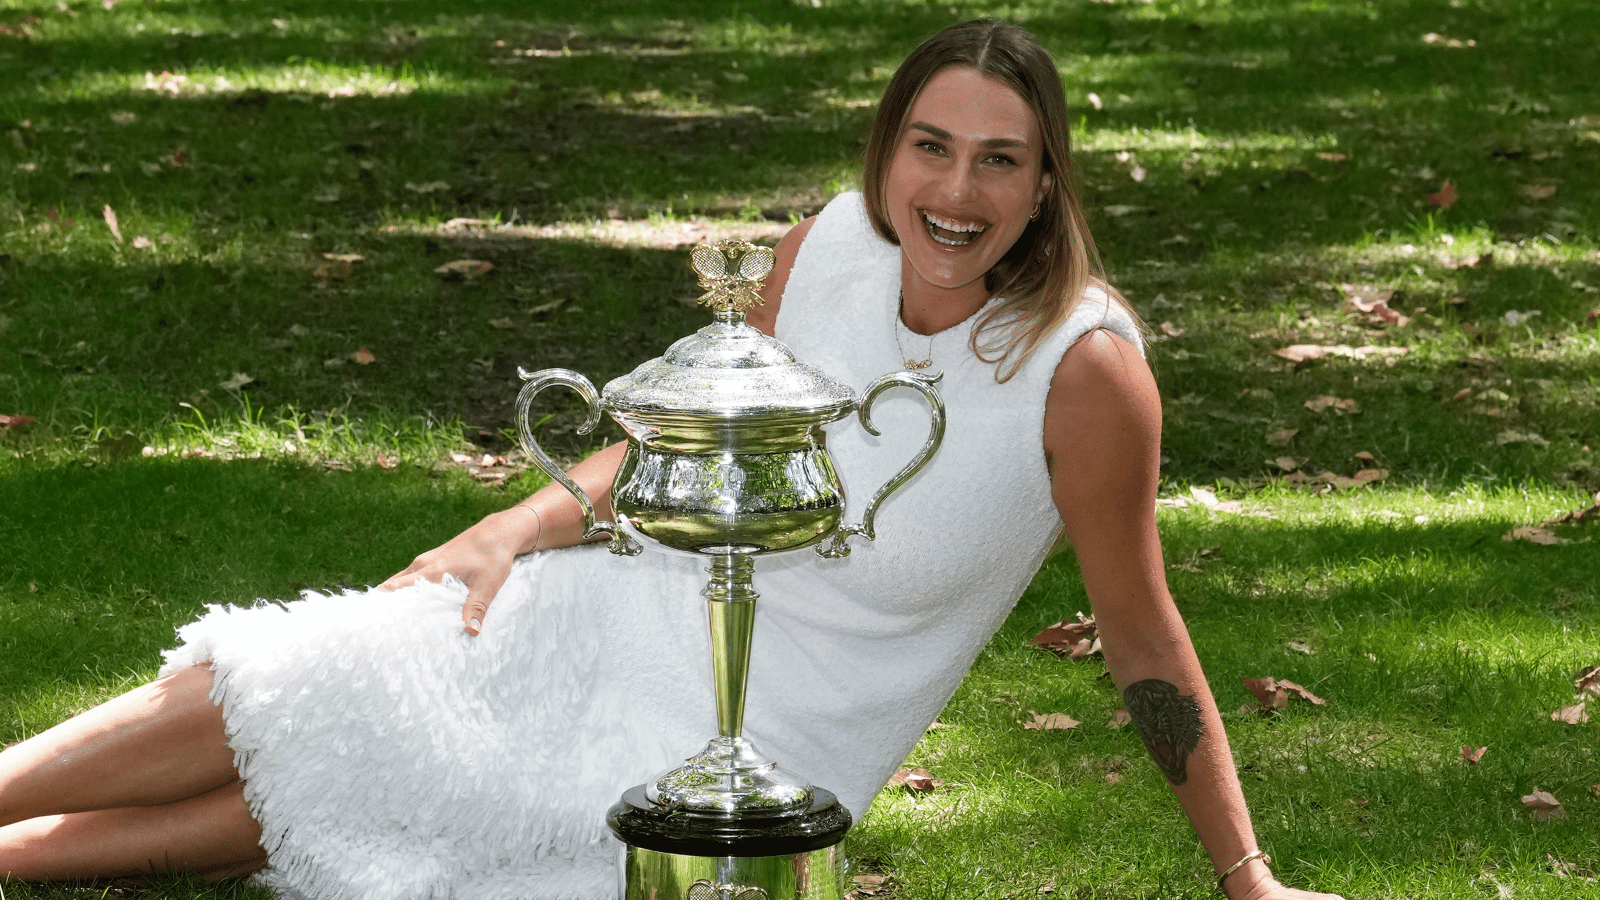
[1107,708,1132,729]
[1316,151,1347,162]
[1027,613,1098,658]
[0,414,36,429]
[888,767,941,791]
[218,372,255,391]
[1575,666,1600,697]
[1158,320,1183,337]
[1265,426,1298,447]
[101,204,122,243]
[1520,184,1558,200]
[1426,180,1459,209]
[351,347,376,365]
[1023,711,1081,731]
[1462,746,1487,766]
[1287,641,1316,655]
[1521,789,1564,821]
[1271,456,1301,472]
[1274,344,1410,365]
[1551,701,1588,725]
[1304,395,1361,414]
[1503,526,1570,545]
[1244,676,1328,712]
[435,259,495,280]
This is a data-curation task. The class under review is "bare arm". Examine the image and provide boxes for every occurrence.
[1044,330,1340,900]
[379,442,628,634]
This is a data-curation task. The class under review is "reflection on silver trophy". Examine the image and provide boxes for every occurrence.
[514,239,944,900]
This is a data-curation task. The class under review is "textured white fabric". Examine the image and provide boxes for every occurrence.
[160,190,1142,899]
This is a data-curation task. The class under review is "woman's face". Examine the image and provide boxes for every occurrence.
[884,65,1051,308]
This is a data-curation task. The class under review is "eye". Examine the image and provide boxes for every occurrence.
[985,153,1019,167]
[913,139,947,156]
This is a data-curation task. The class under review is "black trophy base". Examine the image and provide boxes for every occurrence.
[606,784,851,858]
[608,785,853,900]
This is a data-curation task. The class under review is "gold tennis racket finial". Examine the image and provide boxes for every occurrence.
[691,239,775,313]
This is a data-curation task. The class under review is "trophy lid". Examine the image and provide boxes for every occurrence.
[602,241,856,428]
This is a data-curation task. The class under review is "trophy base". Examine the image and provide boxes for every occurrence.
[608,785,852,900]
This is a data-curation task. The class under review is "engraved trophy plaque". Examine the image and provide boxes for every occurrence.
[515,240,944,900]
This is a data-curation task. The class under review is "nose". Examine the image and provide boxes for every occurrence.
[940,161,976,203]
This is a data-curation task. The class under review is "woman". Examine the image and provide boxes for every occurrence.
[0,20,1341,900]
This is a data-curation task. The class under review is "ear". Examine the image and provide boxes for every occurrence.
[1036,170,1054,207]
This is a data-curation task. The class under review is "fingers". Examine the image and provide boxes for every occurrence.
[460,569,511,637]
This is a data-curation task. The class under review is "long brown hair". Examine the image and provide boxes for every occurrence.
[862,19,1139,381]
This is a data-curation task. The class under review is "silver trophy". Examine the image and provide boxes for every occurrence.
[515,240,944,900]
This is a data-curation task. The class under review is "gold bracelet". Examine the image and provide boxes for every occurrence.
[1218,850,1269,891]
[510,502,543,551]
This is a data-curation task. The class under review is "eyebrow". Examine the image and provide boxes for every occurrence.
[907,121,1032,151]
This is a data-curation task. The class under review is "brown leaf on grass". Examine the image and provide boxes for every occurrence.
[1274,344,1408,365]
[1521,789,1564,821]
[1244,677,1289,710]
[1340,286,1413,327]
[101,205,122,243]
[1265,426,1298,447]
[1520,184,1558,200]
[1027,613,1098,658]
[1422,33,1477,48]
[1287,641,1316,655]
[1304,395,1361,414]
[323,252,363,263]
[435,259,494,280]
[1426,180,1459,209]
[0,414,36,429]
[1244,676,1328,713]
[1284,468,1387,490]
[1353,451,1379,467]
[1271,456,1301,472]
[1107,708,1132,729]
[1591,784,1600,799]
[1462,746,1488,766]
[1502,526,1570,545]
[1552,701,1588,725]
[132,235,151,248]
[1316,152,1347,162]
[1575,666,1600,697]
[1023,711,1081,731]
[351,347,376,365]
[1158,321,1184,337]
[888,767,941,791]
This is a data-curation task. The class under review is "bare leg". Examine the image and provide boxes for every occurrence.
[0,779,266,880]
[0,665,240,827]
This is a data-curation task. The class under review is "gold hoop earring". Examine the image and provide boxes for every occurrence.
[1029,202,1041,221]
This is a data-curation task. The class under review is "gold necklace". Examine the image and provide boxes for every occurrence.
[895,291,935,370]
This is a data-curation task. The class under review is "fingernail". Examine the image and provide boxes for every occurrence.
[467,618,482,634]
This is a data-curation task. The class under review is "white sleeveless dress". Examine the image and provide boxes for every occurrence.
[160,191,1143,899]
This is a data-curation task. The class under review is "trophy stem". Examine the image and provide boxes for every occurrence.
[704,553,757,739]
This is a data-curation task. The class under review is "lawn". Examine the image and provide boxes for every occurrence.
[2,0,1598,897]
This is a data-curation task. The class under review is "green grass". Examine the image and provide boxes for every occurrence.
[2,0,1598,897]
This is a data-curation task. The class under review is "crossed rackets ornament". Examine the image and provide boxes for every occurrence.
[691,239,776,313]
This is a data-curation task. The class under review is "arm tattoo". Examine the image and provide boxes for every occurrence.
[1123,678,1203,786]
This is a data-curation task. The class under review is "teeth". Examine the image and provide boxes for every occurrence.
[923,212,984,234]
[922,211,985,246]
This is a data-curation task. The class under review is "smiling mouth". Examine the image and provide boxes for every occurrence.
[921,211,986,247]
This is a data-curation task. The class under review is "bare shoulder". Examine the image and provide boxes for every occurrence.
[1043,328,1162,515]
[747,216,818,337]
[1048,328,1160,434]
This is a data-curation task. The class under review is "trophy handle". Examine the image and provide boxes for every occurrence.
[817,371,945,559]
[514,367,642,557]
